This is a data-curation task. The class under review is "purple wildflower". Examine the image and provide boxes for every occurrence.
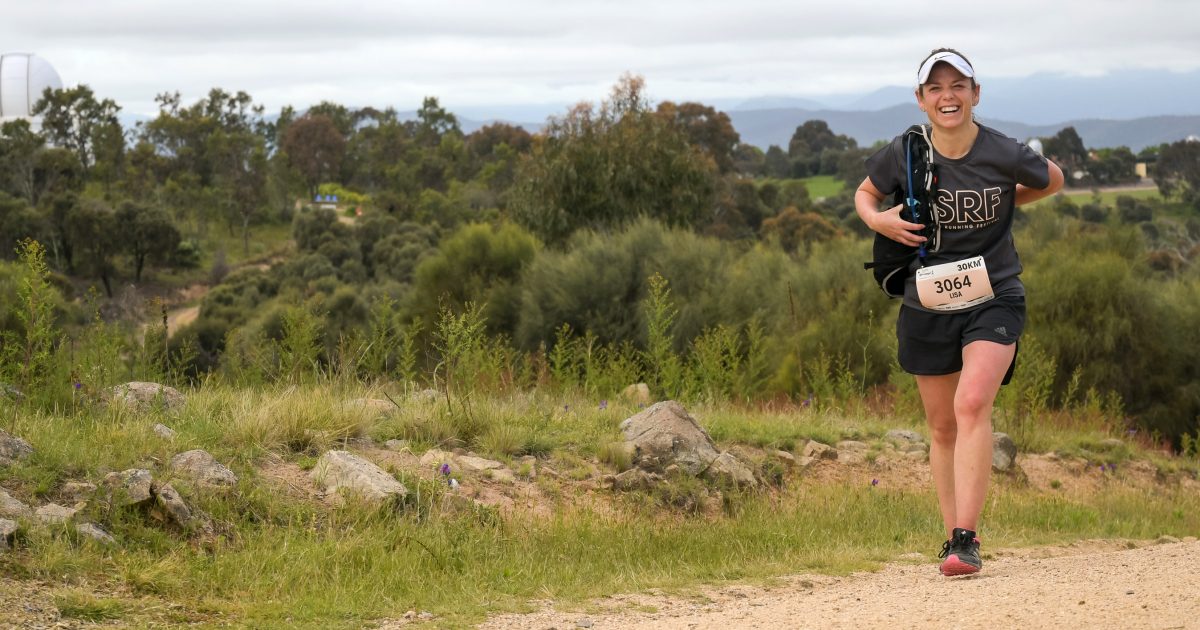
[74,382,82,390]
[564,404,570,412]
[599,399,608,410]
[871,479,879,486]
[802,395,813,407]
[1109,463,1117,472]
[439,463,451,476]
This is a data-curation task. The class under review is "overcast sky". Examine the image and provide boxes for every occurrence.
[4,0,1199,118]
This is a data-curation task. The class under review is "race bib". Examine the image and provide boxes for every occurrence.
[915,256,994,311]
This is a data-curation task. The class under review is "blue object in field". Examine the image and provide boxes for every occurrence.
[331,195,339,202]
[313,195,320,202]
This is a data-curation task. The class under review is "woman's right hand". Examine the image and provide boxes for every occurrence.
[869,203,927,247]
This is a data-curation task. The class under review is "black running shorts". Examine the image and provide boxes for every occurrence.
[896,295,1025,385]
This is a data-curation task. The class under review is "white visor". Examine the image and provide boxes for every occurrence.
[917,51,975,85]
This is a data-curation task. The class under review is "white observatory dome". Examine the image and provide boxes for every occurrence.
[0,52,64,123]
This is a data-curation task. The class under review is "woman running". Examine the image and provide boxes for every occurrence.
[854,48,1065,575]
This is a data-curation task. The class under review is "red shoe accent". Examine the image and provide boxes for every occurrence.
[939,554,981,576]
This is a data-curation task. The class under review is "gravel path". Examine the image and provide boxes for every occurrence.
[478,538,1200,630]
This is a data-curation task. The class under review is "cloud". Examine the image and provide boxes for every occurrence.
[3,0,1198,115]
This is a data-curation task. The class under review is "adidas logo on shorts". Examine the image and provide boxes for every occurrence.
[994,326,1008,337]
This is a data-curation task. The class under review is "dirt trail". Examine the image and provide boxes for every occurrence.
[478,538,1200,630]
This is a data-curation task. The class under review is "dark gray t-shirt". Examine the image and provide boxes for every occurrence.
[865,124,1050,312]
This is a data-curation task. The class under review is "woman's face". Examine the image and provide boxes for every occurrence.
[915,62,980,131]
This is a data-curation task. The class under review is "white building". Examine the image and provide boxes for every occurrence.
[0,52,63,131]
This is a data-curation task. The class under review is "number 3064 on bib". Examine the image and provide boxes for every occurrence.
[915,256,995,311]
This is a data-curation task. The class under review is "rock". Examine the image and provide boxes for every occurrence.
[577,618,594,628]
[610,468,657,491]
[457,455,504,473]
[836,440,869,452]
[618,401,719,475]
[103,469,154,506]
[795,455,816,468]
[801,440,837,461]
[154,483,192,526]
[902,450,928,461]
[885,429,924,446]
[0,488,32,519]
[60,482,97,503]
[169,450,238,490]
[771,450,796,466]
[489,468,515,483]
[1156,535,1182,545]
[152,423,177,440]
[418,611,434,621]
[35,503,77,525]
[705,452,759,488]
[621,383,652,405]
[384,439,410,451]
[899,442,929,454]
[0,518,17,549]
[310,450,407,503]
[0,430,33,465]
[992,432,1018,472]
[109,381,185,412]
[75,522,115,545]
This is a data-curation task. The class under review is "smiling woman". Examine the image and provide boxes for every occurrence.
[854,46,1065,578]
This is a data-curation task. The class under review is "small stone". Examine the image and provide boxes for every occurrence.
[0,487,32,518]
[795,456,815,468]
[104,469,154,506]
[576,618,594,628]
[384,439,409,451]
[418,611,434,620]
[154,483,192,526]
[35,503,77,525]
[153,423,178,440]
[771,450,796,465]
[1155,535,1181,545]
[835,440,869,452]
[490,468,516,483]
[403,610,416,619]
[802,441,837,461]
[885,429,924,445]
[0,430,34,465]
[0,518,17,548]
[992,432,1018,472]
[169,450,239,489]
[1126,590,1135,595]
[76,522,116,545]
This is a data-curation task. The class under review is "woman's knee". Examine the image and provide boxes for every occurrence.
[954,388,995,424]
[926,414,957,445]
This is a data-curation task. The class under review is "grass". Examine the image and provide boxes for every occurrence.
[800,175,846,199]
[1,383,1198,628]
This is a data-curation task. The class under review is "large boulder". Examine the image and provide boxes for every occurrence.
[310,450,408,504]
[0,430,33,466]
[153,483,192,526]
[992,432,1018,472]
[801,440,838,461]
[108,382,185,412]
[618,401,719,476]
[169,450,238,490]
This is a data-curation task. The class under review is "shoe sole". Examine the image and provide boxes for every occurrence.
[940,555,981,576]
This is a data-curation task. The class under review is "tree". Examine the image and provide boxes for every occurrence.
[763,145,790,178]
[1155,139,1200,205]
[1041,127,1088,185]
[32,85,123,177]
[67,198,120,296]
[760,207,841,253]
[787,120,855,178]
[281,114,346,197]
[116,202,181,282]
[732,144,766,176]
[0,120,45,204]
[656,101,740,173]
[511,74,717,245]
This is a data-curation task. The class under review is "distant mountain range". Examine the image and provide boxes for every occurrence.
[726,105,1200,153]
[114,69,1200,153]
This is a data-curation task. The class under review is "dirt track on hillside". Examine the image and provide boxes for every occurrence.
[476,538,1200,630]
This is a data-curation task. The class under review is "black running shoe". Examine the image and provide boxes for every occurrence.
[938,527,982,576]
